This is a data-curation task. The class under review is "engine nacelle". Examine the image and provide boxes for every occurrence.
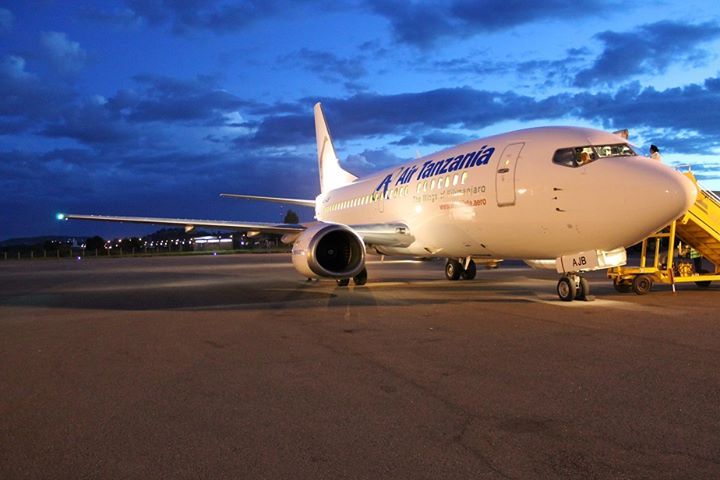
[291,223,366,279]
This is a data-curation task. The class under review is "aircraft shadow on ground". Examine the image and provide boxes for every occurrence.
[1,276,565,311]
[2,268,709,311]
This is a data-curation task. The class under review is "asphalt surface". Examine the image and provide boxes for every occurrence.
[1,254,719,479]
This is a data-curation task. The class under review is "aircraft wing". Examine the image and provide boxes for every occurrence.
[219,193,316,207]
[58,213,414,247]
[57,213,304,235]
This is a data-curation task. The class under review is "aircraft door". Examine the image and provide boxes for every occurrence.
[374,188,384,213]
[375,166,403,214]
[495,142,524,207]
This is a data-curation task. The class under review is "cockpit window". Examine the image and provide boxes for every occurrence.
[552,143,636,168]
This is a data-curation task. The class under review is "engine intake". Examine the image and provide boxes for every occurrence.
[291,223,366,279]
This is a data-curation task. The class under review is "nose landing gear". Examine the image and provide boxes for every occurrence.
[445,258,477,281]
[557,274,592,302]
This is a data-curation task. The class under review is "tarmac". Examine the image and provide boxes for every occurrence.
[1,253,719,479]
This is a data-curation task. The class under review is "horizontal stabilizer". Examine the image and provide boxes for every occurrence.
[219,193,315,207]
[57,213,305,235]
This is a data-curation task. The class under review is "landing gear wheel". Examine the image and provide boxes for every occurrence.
[336,278,350,287]
[445,259,462,281]
[557,276,576,302]
[461,260,477,280]
[576,277,590,300]
[695,269,712,288]
[613,278,632,293]
[353,268,368,286]
[632,274,652,295]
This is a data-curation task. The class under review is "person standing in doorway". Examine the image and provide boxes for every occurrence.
[649,144,662,162]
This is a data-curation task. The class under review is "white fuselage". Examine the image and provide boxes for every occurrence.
[314,127,696,260]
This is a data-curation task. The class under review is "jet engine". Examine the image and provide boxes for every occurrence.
[291,223,366,279]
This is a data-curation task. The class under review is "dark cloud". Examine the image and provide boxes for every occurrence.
[238,113,313,148]
[368,0,614,47]
[0,58,261,149]
[242,74,720,157]
[420,130,469,146]
[4,42,720,239]
[424,47,590,89]
[279,48,367,87]
[0,55,71,120]
[123,75,251,123]
[83,0,341,35]
[0,57,136,146]
[572,79,720,143]
[41,97,135,146]
[390,135,420,146]
[575,21,720,87]
[248,88,569,146]
[345,149,408,175]
[127,0,276,33]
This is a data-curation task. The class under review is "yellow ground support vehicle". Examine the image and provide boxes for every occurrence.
[608,171,720,294]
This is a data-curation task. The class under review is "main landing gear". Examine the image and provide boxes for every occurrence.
[445,258,476,281]
[556,274,592,302]
[336,268,368,287]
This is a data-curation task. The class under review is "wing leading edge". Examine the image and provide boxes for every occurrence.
[57,213,304,235]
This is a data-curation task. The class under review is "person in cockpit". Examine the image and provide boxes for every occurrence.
[578,151,590,165]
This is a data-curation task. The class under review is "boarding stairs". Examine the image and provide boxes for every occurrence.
[608,171,720,293]
[675,172,720,270]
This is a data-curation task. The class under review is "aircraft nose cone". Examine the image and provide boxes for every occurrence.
[633,164,697,232]
[603,161,698,247]
[663,168,697,218]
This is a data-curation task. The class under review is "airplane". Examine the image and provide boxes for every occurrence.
[58,103,697,301]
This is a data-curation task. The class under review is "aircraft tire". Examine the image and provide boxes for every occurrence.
[445,259,462,281]
[576,277,590,300]
[631,274,652,295]
[336,278,350,287]
[461,260,477,280]
[557,276,576,302]
[353,268,368,286]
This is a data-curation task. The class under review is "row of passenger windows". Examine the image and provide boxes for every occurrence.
[416,172,468,193]
[327,187,409,212]
[327,172,470,213]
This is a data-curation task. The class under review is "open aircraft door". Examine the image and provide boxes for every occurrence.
[495,142,524,207]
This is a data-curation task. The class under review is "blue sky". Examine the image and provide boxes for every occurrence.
[2,0,720,239]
